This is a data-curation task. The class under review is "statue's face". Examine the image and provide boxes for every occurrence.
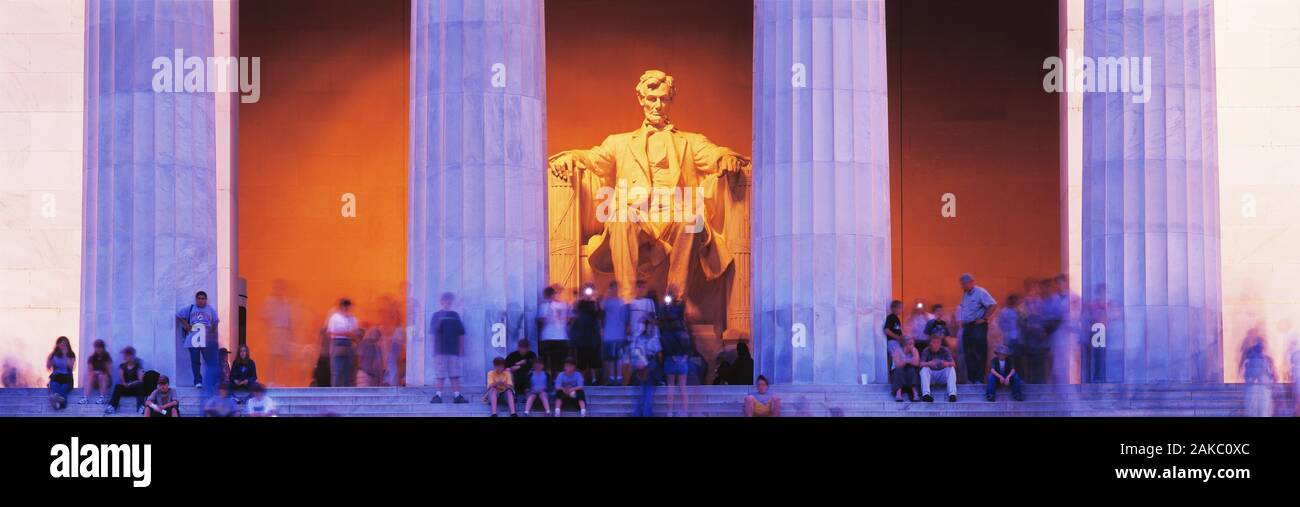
[639,86,673,127]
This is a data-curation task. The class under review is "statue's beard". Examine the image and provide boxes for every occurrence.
[644,111,668,127]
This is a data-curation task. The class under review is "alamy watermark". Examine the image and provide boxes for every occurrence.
[152,49,261,104]
[593,180,707,233]
[1043,50,1153,104]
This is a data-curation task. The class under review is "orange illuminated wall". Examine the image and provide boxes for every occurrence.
[238,0,409,386]
[886,0,1062,311]
[546,0,753,159]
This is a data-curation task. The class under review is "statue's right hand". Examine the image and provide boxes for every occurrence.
[548,152,579,180]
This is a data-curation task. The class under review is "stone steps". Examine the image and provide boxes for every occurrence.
[4,384,1292,417]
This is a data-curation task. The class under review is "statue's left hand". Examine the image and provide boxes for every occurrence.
[718,154,748,174]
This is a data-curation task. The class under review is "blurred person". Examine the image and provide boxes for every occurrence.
[571,283,603,384]
[996,294,1024,358]
[144,375,180,417]
[600,282,630,385]
[1022,279,1051,384]
[229,344,259,404]
[629,294,662,417]
[105,346,146,415]
[538,285,572,378]
[246,383,278,417]
[1049,274,1081,384]
[658,285,691,416]
[218,347,232,385]
[906,298,933,342]
[712,359,734,385]
[264,279,296,380]
[1241,328,1276,417]
[1082,284,1111,383]
[357,326,384,387]
[429,292,468,404]
[730,341,754,385]
[1287,323,1300,416]
[892,337,921,402]
[553,357,588,417]
[883,300,905,370]
[523,359,551,416]
[46,336,75,410]
[627,280,659,386]
[79,339,112,405]
[176,290,219,388]
[204,383,239,417]
[505,339,537,395]
[375,295,405,386]
[956,273,998,384]
[487,357,517,417]
[325,299,361,388]
[986,345,1023,402]
[919,328,958,403]
[744,375,781,417]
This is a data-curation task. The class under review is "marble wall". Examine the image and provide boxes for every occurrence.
[0,0,84,387]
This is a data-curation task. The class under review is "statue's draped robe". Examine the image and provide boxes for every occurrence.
[568,124,746,299]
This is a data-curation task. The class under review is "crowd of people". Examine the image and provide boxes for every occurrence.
[883,273,1090,403]
[33,274,1300,417]
[436,280,758,416]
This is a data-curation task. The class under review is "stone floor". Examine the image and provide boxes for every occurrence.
[2,384,1294,417]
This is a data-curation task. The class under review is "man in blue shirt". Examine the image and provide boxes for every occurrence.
[428,292,467,404]
[600,282,629,385]
[176,291,219,388]
[956,274,998,384]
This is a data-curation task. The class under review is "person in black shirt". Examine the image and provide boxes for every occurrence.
[658,285,691,416]
[229,344,259,403]
[570,284,603,384]
[882,300,904,370]
[105,346,145,414]
[986,345,1023,401]
[504,339,537,395]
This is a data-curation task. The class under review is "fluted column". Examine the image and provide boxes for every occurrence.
[81,0,218,386]
[753,0,892,384]
[408,0,548,386]
[1082,0,1222,383]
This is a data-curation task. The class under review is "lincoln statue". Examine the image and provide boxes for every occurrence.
[547,70,751,314]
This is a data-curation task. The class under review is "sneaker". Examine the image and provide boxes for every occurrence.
[510,413,519,417]
[137,405,145,414]
[490,413,498,417]
[96,396,105,404]
[49,394,60,410]
[553,407,561,417]
[894,397,903,403]
[453,394,468,404]
[104,406,116,415]
[429,394,443,404]
[78,397,89,405]
[948,395,957,403]
[580,409,588,417]
[921,394,934,403]
[523,411,531,416]
[194,383,202,389]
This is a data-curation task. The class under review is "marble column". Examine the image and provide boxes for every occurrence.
[81,0,218,386]
[1082,0,1222,383]
[408,0,548,386]
[753,0,892,384]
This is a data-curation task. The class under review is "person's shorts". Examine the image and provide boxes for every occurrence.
[602,341,625,362]
[432,354,463,379]
[575,345,600,370]
[663,355,689,376]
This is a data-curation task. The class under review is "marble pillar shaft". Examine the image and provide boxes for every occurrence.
[81,0,218,385]
[408,0,548,385]
[1082,0,1222,383]
[753,0,892,384]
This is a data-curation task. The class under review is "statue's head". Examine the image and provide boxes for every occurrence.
[635,70,675,128]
